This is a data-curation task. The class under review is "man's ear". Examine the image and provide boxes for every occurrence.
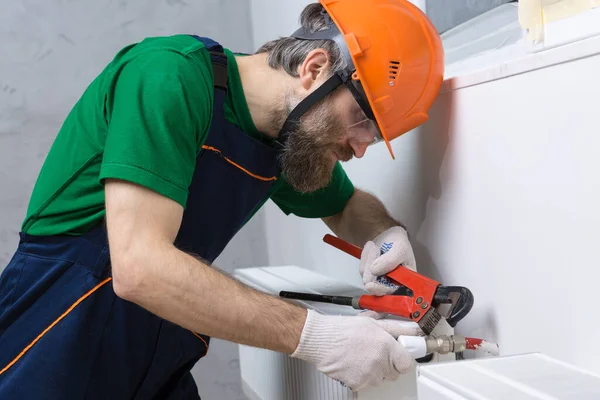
[297,48,330,91]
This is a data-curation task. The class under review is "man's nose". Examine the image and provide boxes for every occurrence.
[349,140,369,158]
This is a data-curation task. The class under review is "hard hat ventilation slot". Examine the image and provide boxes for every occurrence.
[388,60,400,86]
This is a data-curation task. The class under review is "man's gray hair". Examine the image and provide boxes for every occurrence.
[255,3,348,77]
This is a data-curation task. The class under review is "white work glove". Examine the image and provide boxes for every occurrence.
[359,226,416,297]
[291,309,420,392]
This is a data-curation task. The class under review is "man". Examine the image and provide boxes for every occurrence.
[0,0,443,397]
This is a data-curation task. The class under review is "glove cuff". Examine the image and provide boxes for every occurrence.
[373,225,408,247]
[291,310,338,363]
[374,225,408,245]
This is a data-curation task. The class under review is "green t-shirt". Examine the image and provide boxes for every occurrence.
[22,35,355,236]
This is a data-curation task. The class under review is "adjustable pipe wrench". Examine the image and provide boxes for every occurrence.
[280,234,474,335]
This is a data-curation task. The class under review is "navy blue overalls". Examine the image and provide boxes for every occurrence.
[0,37,281,399]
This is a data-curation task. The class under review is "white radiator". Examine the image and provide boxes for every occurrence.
[233,266,600,400]
[418,352,600,399]
[238,344,358,400]
[233,266,453,400]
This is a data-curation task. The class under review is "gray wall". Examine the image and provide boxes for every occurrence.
[0,1,259,399]
[0,0,256,266]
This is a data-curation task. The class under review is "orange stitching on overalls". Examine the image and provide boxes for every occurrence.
[202,145,278,182]
[0,277,113,376]
[190,331,210,351]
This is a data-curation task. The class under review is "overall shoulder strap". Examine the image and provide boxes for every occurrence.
[189,35,228,92]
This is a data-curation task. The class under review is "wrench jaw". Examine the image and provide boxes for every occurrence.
[433,286,475,328]
[417,307,442,335]
[415,286,474,334]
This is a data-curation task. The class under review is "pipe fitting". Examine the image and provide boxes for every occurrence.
[424,334,467,354]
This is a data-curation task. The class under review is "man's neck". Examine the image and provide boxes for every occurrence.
[235,53,291,139]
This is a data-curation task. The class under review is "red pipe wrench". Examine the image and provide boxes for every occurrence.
[279,234,474,335]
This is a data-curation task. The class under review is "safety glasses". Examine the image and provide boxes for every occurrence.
[346,79,383,145]
[347,118,381,145]
[345,78,384,145]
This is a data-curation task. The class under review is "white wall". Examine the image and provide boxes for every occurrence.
[0,1,257,398]
[251,0,600,377]
[411,49,600,373]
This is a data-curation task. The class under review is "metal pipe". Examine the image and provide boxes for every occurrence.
[399,334,499,358]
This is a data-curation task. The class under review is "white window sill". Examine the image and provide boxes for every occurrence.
[440,4,600,92]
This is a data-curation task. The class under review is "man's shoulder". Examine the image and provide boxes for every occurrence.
[121,34,210,57]
[106,35,215,75]
[101,35,220,118]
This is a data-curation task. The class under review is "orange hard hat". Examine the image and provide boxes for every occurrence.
[279,0,444,159]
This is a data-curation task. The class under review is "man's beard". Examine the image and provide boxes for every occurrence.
[273,91,353,194]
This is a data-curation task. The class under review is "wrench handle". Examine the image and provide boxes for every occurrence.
[322,234,363,259]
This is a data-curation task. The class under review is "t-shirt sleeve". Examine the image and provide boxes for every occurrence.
[99,50,212,208]
[270,162,355,218]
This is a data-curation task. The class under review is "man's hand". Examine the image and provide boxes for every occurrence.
[321,189,417,313]
[360,226,416,296]
[291,310,418,391]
